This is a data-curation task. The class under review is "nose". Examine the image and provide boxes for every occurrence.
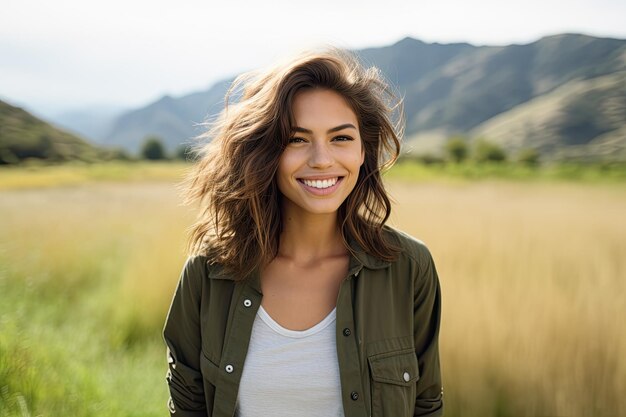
[308,141,333,169]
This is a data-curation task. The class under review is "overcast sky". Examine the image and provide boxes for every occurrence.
[1,0,625,117]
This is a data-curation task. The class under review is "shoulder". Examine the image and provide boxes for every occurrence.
[381,226,441,296]
[181,253,238,286]
[182,254,211,274]
[184,253,209,265]
[382,224,434,265]
[179,254,212,290]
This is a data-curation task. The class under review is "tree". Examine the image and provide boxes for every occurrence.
[140,136,166,160]
[473,138,507,163]
[516,147,540,166]
[444,136,468,163]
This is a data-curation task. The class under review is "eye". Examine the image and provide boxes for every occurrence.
[333,135,354,142]
[288,137,306,144]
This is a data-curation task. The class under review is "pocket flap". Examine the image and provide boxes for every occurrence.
[368,348,420,386]
[199,352,220,384]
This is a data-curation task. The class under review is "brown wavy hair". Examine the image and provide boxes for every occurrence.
[180,46,404,280]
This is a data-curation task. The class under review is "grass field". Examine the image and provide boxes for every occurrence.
[387,180,626,416]
[0,164,625,416]
[0,161,190,190]
[1,159,625,191]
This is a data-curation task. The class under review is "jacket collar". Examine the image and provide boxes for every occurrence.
[346,232,392,271]
[207,232,391,293]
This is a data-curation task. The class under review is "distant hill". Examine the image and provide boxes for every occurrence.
[380,34,625,132]
[52,104,127,143]
[470,72,626,162]
[61,33,625,161]
[0,100,113,164]
[103,79,233,153]
[387,33,626,161]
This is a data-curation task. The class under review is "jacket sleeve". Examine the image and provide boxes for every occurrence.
[162,256,208,417]
[413,244,444,417]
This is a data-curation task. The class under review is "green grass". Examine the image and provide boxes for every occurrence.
[0,161,190,190]
[0,183,193,417]
[386,159,626,184]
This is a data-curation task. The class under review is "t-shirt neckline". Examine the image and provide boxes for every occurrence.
[257,305,337,338]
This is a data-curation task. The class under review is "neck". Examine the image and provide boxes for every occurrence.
[278,204,347,264]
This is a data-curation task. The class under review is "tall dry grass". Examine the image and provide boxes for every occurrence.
[387,180,626,416]
[0,182,196,416]
[1,178,624,416]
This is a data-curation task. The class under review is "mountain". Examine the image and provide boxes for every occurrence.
[82,33,625,161]
[392,33,626,161]
[0,100,112,164]
[52,104,127,144]
[401,33,625,132]
[470,72,626,161]
[103,79,233,153]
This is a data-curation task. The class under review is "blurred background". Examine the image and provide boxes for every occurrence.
[1,0,625,416]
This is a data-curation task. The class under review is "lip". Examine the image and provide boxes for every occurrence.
[297,176,344,196]
[297,175,344,180]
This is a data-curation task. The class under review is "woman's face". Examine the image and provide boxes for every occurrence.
[277,88,365,217]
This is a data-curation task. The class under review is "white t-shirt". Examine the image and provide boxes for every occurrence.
[235,304,345,417]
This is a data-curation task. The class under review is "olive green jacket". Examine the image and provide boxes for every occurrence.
[162,226,444,417]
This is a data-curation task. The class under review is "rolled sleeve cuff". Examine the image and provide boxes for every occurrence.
[167,396,208,417]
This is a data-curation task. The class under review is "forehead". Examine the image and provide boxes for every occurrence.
[291,88,358,127]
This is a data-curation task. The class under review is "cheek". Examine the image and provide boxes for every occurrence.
[342,145,365,168]
[276,154,295,193]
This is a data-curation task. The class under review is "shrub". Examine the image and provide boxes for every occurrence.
[473,138,507,163]
[140,136,166,160]
[517,147,540,166]
[444,136,469,163]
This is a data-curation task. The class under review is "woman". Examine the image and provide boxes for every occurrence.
[163,46,443,417]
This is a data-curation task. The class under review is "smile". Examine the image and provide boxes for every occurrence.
[301,177,339,189]
[296,176,344,196]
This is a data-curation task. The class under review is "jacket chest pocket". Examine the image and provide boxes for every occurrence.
[368,348,419,417]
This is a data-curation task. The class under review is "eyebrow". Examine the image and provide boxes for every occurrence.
[292,123,357,134]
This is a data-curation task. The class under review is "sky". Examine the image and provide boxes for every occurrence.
[1,0,625,118]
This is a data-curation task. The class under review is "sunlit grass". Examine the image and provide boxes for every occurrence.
[1,175,625,416]
[386,159,626,184]
[0,161,189,190]
[0,183,196,416]
[387,181,626,416]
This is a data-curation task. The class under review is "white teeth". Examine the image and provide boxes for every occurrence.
[302,177,339,189]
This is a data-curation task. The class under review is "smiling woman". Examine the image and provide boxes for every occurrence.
[162,47,444,417]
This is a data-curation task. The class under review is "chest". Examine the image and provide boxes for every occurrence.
[259,256,350,331]
[198,265,419,417]
[235,305,343,416]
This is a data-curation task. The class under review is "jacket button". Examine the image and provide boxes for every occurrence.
[403,371,410,382]
[350,391,359,401]
[225,364,234,373]
[342,328,351,336]
[243,299,252,307]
